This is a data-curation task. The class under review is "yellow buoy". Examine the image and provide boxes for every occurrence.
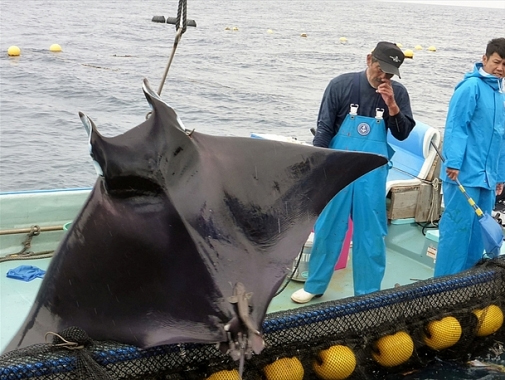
[372,331,414,367]
[404,49,414,59]
[428,46,437,52]
[339,37,348,44]
[267,29,274,34]
[264,357,304,380]
[395,43,403,48]
[313,345,356,380]
[49,44,62,52]
[225,26,231,30]
[206,369,240,380]
[232,26,239,31]
[423,316,462,350]
[7,46,21,56]
[300,32,307,37]
[415,45,423,50]
[473,305,504,336]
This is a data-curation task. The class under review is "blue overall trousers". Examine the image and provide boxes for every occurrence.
[305,88,390,296]
[434,183,495,277]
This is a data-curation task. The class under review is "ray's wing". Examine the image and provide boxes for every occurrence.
[170,131,386,335]
[4,79,386,354]
[138,79,387,345]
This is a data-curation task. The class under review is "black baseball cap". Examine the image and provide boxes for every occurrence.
[372,41,405,78]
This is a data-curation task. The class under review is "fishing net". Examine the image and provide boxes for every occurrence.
[1,257,504,380]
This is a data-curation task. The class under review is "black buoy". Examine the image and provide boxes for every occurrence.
[166,17,197,27]
[152,16,166,23]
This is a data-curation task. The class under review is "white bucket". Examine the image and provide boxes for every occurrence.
[291,232,314,282]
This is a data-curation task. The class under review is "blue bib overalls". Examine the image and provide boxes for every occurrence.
[305,75,391,296]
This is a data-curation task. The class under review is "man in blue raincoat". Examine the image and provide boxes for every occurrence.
[291,42,415,303]
[434,38,505,277]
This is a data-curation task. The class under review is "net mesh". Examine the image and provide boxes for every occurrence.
[1,258,504,380]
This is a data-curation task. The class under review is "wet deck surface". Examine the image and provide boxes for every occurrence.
[0,245,435,353]
[0,257,51,352]
[267,246,434,313]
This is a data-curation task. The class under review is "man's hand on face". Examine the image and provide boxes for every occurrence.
[376,78,399,115]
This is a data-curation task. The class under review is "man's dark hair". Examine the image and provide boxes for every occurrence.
[486,38,505,59]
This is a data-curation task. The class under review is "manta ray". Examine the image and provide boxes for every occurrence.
[4,79,387,360]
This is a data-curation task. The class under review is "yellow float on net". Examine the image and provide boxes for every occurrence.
[372,331,414,367]
[263,357,304,380]
[313,345,356,380]
[473,305,504,336]
[423,316,462,350]
[206,369,240,380]
[300,32,308,37]
[415,45,423,50]
[339,37,348,44]
[7,46,21,56]
[428,45,437,52]
[395,42,403,48]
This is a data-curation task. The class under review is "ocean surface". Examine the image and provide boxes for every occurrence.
[1,0,504,193]
[1,0,505,378]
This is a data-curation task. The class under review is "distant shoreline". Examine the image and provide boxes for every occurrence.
[376,0,505,10]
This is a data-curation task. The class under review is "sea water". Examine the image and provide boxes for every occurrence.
[1,0,505,378]
[1,0,503,193]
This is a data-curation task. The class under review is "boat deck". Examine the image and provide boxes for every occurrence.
[2,214,503,353]
[1,257,50,351]
[0,222,435,352]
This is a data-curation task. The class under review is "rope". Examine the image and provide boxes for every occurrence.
[0,224,58,262]
[46,327,114,380]
[274,247,304,296]
[427,177,440,225]
[157,0,188,96]
[0,251,54,263]
[46,331,85,350]
[176,0,187,34]
[388,166,433,185]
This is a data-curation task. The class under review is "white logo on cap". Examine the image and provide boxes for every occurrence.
[390,56,400,62]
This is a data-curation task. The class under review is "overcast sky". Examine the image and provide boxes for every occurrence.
[379,0,505,9]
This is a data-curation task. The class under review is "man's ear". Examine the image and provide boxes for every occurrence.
[366,53,373,67]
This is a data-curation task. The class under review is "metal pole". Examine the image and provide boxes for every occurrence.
[0,225,63,236]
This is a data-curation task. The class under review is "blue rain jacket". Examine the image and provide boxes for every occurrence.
[435,64,505,277]
[441,63,505,189]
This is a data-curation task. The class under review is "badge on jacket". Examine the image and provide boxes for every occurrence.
[357,122,371,136]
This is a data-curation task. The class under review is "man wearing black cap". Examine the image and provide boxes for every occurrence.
[292,41,415,303]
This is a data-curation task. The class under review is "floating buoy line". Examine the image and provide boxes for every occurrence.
[49,44,62,52]
[201,303,504,379]
[7,45,20,56]
[7,44,66,57]
[404,49,415,59]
